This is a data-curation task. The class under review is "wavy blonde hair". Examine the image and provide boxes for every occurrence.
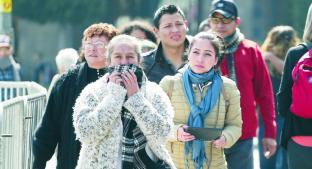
[262,25,300,77]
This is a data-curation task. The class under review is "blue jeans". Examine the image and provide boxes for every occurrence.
[224,139,254,169]
[258,115,288,169]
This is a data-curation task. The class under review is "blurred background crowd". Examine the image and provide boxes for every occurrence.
[1,0,310,87]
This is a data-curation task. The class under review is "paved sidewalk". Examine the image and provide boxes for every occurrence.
[45,138,261,169]
[254,138,260,169]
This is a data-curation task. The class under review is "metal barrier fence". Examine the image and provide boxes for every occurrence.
[0,97,25,169]
[0,82,47,169]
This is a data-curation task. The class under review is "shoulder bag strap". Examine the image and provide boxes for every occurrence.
[167,79,174,100]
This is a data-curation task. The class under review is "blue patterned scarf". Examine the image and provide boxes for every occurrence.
[181,65,222,169]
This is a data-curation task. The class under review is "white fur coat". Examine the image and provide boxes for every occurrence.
[73,77,176,169]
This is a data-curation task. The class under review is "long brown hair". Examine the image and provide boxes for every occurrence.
[261,25,300,76]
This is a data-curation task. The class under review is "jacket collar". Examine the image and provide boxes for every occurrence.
[76,62,89,94]
[154,37,190,64]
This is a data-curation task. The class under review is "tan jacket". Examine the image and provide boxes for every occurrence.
[159,74,242,169]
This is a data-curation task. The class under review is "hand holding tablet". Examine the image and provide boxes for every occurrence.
[184,127,222,141]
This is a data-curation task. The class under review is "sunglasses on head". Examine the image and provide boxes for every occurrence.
[210,17,234,24]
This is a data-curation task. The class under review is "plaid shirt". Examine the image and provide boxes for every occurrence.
[0,65,15,81]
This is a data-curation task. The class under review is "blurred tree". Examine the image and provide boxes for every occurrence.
[13,0,161,50]
[264,0,310,39]
[290,0,311,38]
[13,0,160,25]
[13,0,101,24]
[246,0,310,42]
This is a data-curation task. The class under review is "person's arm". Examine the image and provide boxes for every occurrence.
[277,48,298,117]
[254,47,276,139]
[159,76,186,142]
[124,82,174,142]
[254,48,277,158]
[73,81,126,144]
[32,79,62,169]
[47,74,61,99]
[219,79,242,148]
[263,52,284,74]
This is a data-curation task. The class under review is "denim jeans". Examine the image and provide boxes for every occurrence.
[258,115,288,169]
[224,139,254,169]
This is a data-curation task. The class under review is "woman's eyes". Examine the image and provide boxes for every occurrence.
[163,25,171,28]
[113,55,135,59]
[113,55,121,59]
[192,51,199,54]
[192,51,212,57]
[127,55,135,59]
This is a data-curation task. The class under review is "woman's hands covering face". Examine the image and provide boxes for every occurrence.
[106,70,139,97]
[121,71,139,97]
[108,72,123,85]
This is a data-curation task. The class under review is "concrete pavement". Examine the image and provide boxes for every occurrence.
[45,138,261,169]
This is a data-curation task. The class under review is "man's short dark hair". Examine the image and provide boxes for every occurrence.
[153,4,186,29]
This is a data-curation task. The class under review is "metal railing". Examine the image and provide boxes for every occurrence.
[0,97,24,169]
[0,82,47,169]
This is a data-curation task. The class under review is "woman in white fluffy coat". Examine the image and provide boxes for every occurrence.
[73,35,176,169]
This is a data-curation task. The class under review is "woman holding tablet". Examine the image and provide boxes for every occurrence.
[159,32,242,169]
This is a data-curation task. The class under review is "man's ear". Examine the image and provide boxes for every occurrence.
[235,17,241,26]
[154,27,160,38]
[9,47,14,55]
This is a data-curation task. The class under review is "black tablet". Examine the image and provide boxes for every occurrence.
[184,127,222,141]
